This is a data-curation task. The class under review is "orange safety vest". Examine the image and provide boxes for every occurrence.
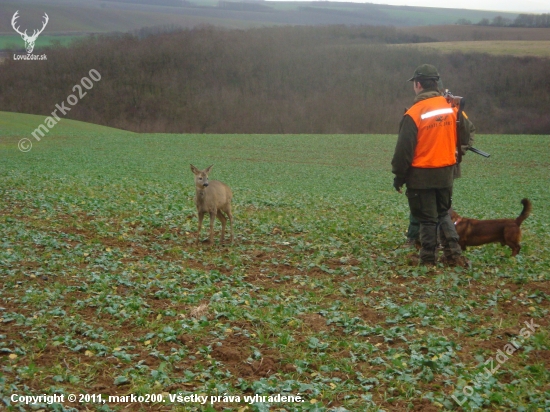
[405,96,457,168]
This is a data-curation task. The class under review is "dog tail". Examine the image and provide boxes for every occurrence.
[516,198,532,226]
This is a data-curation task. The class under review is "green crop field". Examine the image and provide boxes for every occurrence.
[393,41,550,58]
[0,35,85,51]
[400,26,550,42]
[0,112,549,411]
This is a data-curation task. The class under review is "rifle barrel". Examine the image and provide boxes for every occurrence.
[468,147,491,158]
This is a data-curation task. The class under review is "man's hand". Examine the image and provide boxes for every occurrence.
[393,177,405,194]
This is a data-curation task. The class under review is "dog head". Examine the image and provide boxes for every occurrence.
[449,208,462,226]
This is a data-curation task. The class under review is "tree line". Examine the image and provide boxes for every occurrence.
[0,25,549,134]
[457,13,550,27]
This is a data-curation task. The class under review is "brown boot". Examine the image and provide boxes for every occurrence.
[419,259,436,267]
[406,252,420,266]
[440,255,470,268]
[402,238,421,250]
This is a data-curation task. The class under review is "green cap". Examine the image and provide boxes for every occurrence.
[408,64,440,81]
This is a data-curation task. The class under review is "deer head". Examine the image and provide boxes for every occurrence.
[11,11,49,54]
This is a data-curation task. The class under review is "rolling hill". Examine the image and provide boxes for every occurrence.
[0,0,521,36]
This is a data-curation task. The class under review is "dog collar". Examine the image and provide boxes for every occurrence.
[454,217,462,225]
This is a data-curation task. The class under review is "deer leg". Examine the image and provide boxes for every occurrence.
[209,210,216,244]
[217,210,227,244]
[196,211,204,245]
[227,207,234,244]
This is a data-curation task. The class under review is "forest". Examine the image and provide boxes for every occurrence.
[1,25,549,134]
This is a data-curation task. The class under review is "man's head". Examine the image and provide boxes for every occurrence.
[408,64,439,94]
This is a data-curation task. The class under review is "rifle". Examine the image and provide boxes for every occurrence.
[468,146,491,158]
[442,89,491,159]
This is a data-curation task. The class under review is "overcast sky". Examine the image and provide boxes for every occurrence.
[301,0,550,13]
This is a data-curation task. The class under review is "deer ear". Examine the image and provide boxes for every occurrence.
[190,164,199,175]
[204,164,213,174]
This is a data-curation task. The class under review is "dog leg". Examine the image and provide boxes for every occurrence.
[504,227,521,257]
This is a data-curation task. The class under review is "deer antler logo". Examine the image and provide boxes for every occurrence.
[11,10,49,54]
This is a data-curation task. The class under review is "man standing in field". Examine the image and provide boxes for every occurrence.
[392,64,470,267]
[404,79,475,250]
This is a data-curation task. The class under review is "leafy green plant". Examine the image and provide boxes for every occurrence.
[0,114,549,411]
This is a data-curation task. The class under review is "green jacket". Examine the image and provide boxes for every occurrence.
[455,110,476,178]
[391,88,475,189]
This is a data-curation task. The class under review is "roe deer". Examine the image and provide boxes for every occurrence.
[190,164,234,245]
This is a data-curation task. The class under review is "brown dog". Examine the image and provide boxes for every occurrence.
[450,199,531,256]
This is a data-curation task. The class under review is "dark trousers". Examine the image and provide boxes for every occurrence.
[406,187,461,263]
[407,214,420,240]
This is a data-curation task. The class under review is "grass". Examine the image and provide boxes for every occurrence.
[0,35,85,52]
[0,111,549,411]
[400,26,550,42]
[393,41,550,58]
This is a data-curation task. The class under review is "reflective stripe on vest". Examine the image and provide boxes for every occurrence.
[405,96,457,168]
